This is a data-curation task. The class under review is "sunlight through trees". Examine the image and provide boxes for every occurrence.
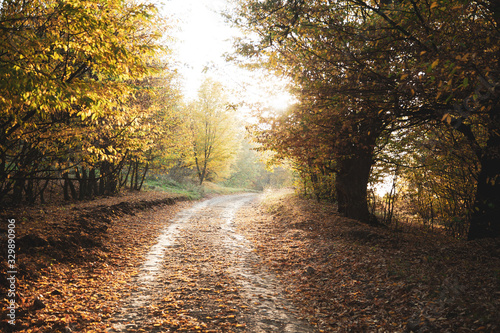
[1,0,499,240]
[233,0,500,239]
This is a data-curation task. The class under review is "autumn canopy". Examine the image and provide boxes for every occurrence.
[233,0,500,240]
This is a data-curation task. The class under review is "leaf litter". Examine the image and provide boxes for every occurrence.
[0,191,191,332]
[1,189,499,332]
[106,193,313,332]
[238,189,500,332]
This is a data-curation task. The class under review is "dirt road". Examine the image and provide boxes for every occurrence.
[106,194,315,332]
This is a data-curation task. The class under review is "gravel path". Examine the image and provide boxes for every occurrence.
[106,194,315,332]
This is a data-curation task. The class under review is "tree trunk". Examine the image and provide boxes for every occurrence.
[195,155,207,185]
[309,167,321,202]
[88,169,97,198]
[76,167,88,200]
[129,160,135,190]
[98,165,105,195]
[25,178,35,204]
[199,166,206,185]
[468,117,500,239]
[121,161,132,188]
[134,160,139,190]
[138,163,149,191]
[12,176,24,204]
[39,179,50,204]
[101,161,119,194]
[194,154,203,185]
[335,147,376,224]
[63,172,77,200]
[193,140,209,185]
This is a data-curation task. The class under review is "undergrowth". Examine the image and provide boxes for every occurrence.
[144,175,258,199]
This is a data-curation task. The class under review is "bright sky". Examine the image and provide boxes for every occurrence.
[155,0,295,113]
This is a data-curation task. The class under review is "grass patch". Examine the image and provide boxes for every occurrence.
[143,177,260,200]
[143,178,203,200]
[203,181,259,195]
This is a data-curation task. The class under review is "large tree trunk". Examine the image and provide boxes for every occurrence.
[335,148,375,224]
[333,114,382,224]
[468,109,500,240]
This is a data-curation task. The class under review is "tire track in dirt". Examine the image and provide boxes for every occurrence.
[106,193,315,332]
[218,195,312,332]
[106,200,211,332]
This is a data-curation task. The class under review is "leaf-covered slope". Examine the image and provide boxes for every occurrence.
[238,189,500,332]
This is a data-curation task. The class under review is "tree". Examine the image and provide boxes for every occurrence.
[237,0,397,223]
[120,69,188,191]
[0,0,167,203]
[372,120,480,237]
[222,138,293,190]
[188,78,240,185]
[235,0,500,238]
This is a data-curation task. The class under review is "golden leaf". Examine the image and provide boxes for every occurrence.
[441,113,452,124]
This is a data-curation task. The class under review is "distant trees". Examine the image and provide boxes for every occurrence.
[187,79,240,185]
[0,0,288,206]
[235,0,499,239]
[118,71,187,192]
[372,120,480,237]
[223,140,293,190]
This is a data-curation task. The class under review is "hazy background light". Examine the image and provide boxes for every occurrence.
[155,0,295,113]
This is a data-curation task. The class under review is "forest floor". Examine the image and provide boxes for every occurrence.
[0,189,499,332]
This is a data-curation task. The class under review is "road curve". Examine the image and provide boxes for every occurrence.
[107,194,315,333]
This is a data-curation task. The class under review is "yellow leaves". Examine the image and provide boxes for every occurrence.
[51,51,63,62]
[441,113,452,125]
[455,53,472,62]
[77,109,94,121]
[426,59,440,73]
[430,2,439,10]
